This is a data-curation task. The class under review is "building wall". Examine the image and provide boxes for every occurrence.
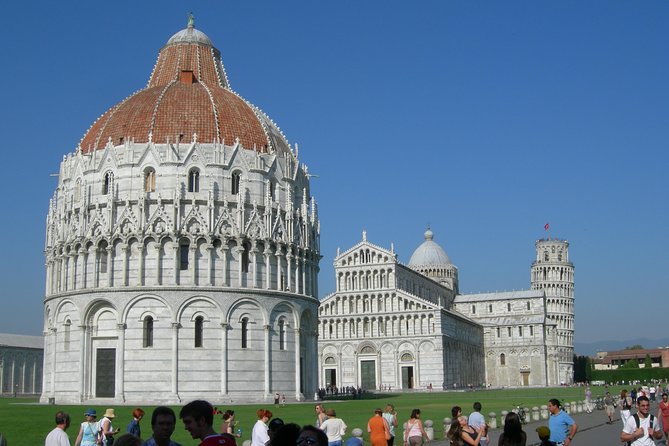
[0,347,43,395]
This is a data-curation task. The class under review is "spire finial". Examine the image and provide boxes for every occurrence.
[187,12,195,28]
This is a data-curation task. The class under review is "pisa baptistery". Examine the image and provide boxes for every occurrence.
[41,18,321,404]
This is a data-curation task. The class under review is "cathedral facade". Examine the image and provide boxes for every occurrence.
[42,21,320,404]
[318,232,574,389]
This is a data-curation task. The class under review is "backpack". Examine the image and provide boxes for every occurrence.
[626,413,655,446]
[622,397,632,410]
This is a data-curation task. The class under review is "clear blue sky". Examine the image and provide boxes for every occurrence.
[0,1,666,346]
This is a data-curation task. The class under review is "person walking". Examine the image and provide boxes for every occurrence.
[74,409,100,446]
[382,405,398,446]
[45,411,72,446]
[547,399,577,446]
[368,408,391,446]
[621,395,662,445]
[100,409,120,446]
[127,409,145,439]
[320,409,347,446]
[658,393,669,442]
[251,409,272,446]
[619,389,633,428]
[468,403,488,446]
[403,409,429,446]
[584,387,593,414]
[497,412,526,446]
[603,392,616,424]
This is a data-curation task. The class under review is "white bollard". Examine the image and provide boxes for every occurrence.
[424,420,434,440]
[532,407,540,421]
[487,412,497,430]
[541,405,549,420]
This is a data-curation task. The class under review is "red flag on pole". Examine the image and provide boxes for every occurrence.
[544,223,550,231]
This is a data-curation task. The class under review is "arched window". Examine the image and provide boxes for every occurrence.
[269,180,276,200]
[278,319,286,350]
[471,305,476,314]
[527,301,531,310]
[102,171,114,195]
[180,240,190,270]
[188,168,200,192]
[500,353,506,366]
[143,316,154,347]
[144,168,156,192]
[74,179,82,202]
[194,316,203,348]
[241,317,249,348]
[544,251,549,261]
[488,304,493,313]
[507,302,511,312]
[241,244,249,273]
[231,171,241,195]
[64,319,71,351]
[98,242,108,274]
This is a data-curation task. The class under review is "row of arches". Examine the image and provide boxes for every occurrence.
[533,283,573,299]
[340,248,391,266]
[319,294,431,317]
[336,268,393,292]
[546,298,574,314]
[47,236,318,297]
[532,265,573,282]
[318,314,437,339]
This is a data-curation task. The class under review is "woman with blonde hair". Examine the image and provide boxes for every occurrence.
[320,408,347,446]
[382,405,398,446]
[619,389,633,427]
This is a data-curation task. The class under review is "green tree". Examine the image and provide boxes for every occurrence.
[644,354,653,368]
[626,344,644,350]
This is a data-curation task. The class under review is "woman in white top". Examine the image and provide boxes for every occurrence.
[320,409,347,446]
[252,408,272,446]
[382,405,398,446]
[403,409,429,446]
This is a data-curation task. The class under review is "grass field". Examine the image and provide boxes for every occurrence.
[0,386,619,445]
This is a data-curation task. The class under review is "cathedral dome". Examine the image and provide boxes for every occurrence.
[79,21,289,155]
[408,229,453,267]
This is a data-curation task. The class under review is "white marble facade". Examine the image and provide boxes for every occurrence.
[319,231,574,389]
[0,333,43,396]
[42,23,320,404]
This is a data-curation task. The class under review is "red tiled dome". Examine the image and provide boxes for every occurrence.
[80,24,288,154]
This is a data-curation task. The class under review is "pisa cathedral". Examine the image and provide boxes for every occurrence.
[41,20,574,404]
[317,231,574,390]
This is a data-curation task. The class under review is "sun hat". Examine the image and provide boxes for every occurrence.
[103,408,116,418]
[84,408,97,417]
[536,426,550,438]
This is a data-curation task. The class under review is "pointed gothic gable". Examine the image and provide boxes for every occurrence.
[227,140,252,171]
[136,142,164,167]
[95,140,120,172]
[146,203,174,236]
[183,142,208,167]
[335,239,395,266]
[114,205,140,236]
[271,213,288,243]
[87,207,108,238]
[244,206,266,239]
[214,204,239,237]
[180,204,208,236]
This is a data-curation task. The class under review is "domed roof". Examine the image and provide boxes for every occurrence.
[79,20,290,155]
[408,229,453,267]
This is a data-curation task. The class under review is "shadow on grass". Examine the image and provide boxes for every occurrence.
[322,392,402,401]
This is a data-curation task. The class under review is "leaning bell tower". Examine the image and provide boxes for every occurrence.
[531,238,574,384]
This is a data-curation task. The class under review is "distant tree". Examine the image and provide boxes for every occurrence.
[621,359,640,369]
[574,354,590,382]
[625,344,644,350]
[644,354,653,368]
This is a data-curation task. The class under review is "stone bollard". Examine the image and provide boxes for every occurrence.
[243,441,251,446]
[541,405,549,420]
[532,407,540,421]
[443,418,452,438]
[424,420,434,440]
[501,411,509,426]
[564,402,571,414]
[576,401,583,413]
[487,412,497,430]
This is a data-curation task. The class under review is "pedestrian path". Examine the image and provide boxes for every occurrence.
[425,405,667,446]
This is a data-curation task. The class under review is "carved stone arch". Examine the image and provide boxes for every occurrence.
[123,293,173,323]
[269,301,298,328]
[177,295,223,323]
[54,299,80,325]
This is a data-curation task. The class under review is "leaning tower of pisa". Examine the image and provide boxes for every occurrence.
[531,238,574,384]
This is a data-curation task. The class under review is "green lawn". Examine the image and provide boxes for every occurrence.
[0,387,618,445]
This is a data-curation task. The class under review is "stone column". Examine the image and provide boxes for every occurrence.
[250,246,258,288]
[234,244,243,288]
[60,256,67,292]
[221,245,228,286]
[50,327,57,396]
[154,245,162,285]
[301,258,307,295]
[295,328,302,397]
[415,345,421,389]
[190,245,197,285]
[116,323,126,401]
[80,248,88,289]
[69,253,77,290]
[121,244,129,286]
[220,323,228,395]
[136,245,145,286]
[78,325,87,399]
[171,322,180,399]
[264,249,272,290]
[206,244,214,286]
[286,252,293,291]
[264,325,271,396]
[171,245,179,286]
[275,250,283,290]
[106,246,113,287]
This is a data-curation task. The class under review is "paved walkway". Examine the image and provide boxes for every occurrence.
[425,406,668,446]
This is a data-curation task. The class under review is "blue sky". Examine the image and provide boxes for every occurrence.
[0,1,666,346]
